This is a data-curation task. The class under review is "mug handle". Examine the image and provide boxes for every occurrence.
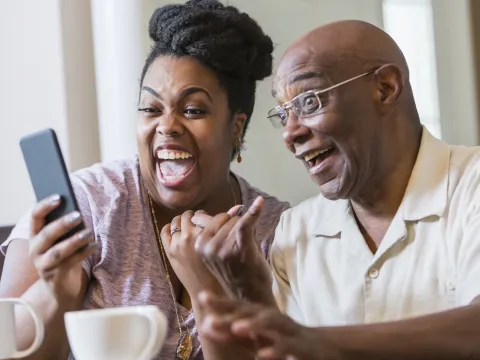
[137,307,167,360]
[6,298,45,359]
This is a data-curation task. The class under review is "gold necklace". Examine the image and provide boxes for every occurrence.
[147,177,238,360]
[149,194,193,360]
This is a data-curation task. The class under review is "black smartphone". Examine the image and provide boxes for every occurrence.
[19,128,84,241]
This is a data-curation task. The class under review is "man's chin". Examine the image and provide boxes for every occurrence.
[315,178,350,201]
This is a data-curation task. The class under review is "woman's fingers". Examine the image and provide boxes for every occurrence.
[227,204,244,217]
[41,241,97,283]
[34,229,94,272]
[192,206,243,228]
[233,197,264,248]
[160,223,172,250]
[171,215,181,233]
[195,213,232,251]
[63,241,98,269]
[180,210,195,233]
[202,218,238,260]
[29,211,83,257]
[198,198,264,259]
[191,213,212,228]
[29,194,62,237]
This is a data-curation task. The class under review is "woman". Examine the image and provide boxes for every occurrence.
[0,1,289,359]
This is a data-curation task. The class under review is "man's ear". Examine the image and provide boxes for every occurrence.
[372,64,404,104]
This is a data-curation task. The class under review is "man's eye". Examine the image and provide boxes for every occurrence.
[279,109,289,121]
[302,95,320,112]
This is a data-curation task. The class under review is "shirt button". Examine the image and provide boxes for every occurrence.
[368,268,379,279]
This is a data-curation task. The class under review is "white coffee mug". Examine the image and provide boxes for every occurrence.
[0,298,44,359]
[65,306,168,360]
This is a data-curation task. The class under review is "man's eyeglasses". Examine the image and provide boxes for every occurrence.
[267,68,378,128]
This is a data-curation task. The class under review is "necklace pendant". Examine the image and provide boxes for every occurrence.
[176,333,193,360]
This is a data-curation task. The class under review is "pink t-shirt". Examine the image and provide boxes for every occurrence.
[1,157,290,360]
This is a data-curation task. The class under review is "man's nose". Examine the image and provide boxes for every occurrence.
[282,113,310,149]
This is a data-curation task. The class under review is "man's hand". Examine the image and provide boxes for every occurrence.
[197,291,336,360]
[192,197,276,305]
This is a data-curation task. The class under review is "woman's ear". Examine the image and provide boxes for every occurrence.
[231,113,247,163]
[232,113,247,140]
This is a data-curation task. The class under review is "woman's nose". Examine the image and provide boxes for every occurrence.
[156,112,184,137]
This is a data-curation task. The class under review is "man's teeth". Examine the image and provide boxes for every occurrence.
[157,149,193,160]
[303,147,332,162]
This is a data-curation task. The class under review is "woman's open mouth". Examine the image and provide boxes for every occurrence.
[156,148,197,187]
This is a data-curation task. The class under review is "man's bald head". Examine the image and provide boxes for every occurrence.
[273,20,410,99]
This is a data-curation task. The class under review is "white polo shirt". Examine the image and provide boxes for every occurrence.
[271,128,480,326]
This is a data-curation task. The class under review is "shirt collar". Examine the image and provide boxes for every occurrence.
[313,198,350,237]
[402,127,450,221]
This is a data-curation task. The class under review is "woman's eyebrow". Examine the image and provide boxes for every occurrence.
[140,86,162,99]
[140,86,212,102]
[179,87,212,102]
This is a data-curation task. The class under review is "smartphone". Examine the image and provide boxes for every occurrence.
[19,128,84,241]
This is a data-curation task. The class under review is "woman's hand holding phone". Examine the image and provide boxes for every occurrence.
[28,194,97,304]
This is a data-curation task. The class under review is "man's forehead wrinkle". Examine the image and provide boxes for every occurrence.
[284,62,317,81]
[273,61,320,99]
[273,60,307,87]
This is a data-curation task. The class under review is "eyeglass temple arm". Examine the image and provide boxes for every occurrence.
[314,69,377,95]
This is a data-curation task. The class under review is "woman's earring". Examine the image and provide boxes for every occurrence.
[236,138,243,163]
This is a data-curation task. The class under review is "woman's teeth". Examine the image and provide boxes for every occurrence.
[303,147,333,162]
[163,174,185,181]
[156,149,193,160]
[156,149,196,182]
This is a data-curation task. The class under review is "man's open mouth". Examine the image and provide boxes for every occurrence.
[303,147,335,168]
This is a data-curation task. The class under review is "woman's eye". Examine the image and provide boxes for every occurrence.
[184,108,205,116]
[138,107,161,114]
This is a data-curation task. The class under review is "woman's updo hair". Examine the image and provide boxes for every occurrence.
[140,0,274,138]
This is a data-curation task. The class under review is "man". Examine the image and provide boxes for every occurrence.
[195,20,480,359]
